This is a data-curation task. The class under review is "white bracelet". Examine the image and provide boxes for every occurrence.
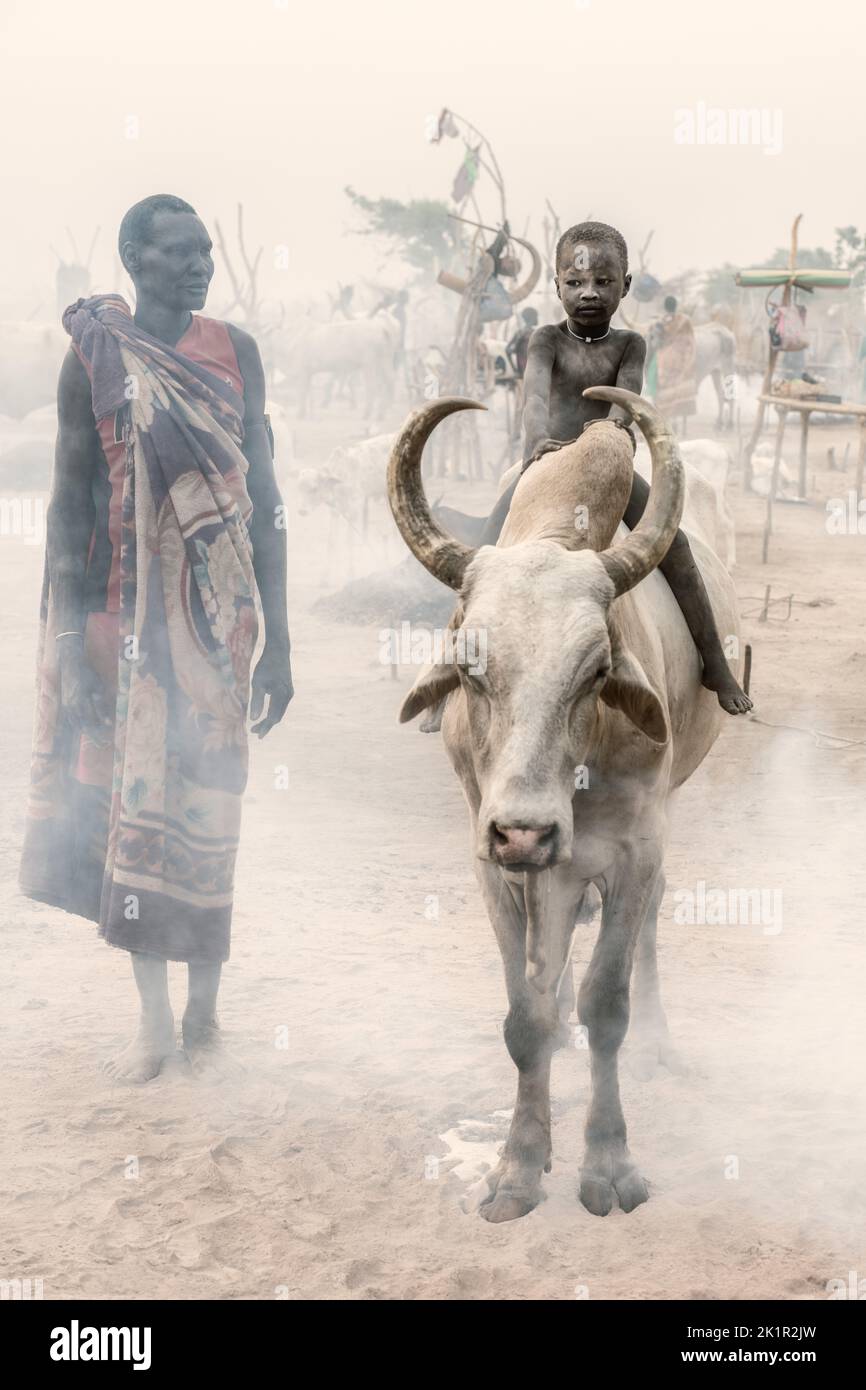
[55,631,84,641]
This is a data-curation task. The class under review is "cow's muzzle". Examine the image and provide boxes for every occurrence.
[490,822,558,871]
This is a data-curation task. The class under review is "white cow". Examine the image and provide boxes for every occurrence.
[287,313,400,419]
[295,432,398,578]
[0,323,67,419]
[387,390,744,1222]
[0,402,57,490]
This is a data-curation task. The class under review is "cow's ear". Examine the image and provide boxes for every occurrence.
[399,665,460,723]
[600,644,669,744]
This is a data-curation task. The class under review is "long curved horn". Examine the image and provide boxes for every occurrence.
[617,304,637,331]
[508,236,542,304]
[585,387,684,596]
[387,397,485,590]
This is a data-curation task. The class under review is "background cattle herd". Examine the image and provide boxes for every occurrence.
[2,214,863,602]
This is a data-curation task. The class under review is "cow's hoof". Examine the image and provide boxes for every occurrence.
[628,1035,689,1081]
[579,1174,614,1217]
[479,1191,537,1223]
[614,1165,650,1212]
[579,1148,649,1216]
[468,1158,545,1222]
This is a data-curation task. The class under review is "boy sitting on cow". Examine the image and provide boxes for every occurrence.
[480,220,750,715]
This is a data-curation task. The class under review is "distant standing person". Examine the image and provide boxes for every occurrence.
[20,194,294,1081]
[506,306,539,380]
[647,294,697,434]
[506,306,539,439]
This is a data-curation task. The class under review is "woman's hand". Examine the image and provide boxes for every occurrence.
[249,641,294,739]
[57,637,112,747]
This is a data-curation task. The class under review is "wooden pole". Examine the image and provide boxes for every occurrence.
[744,214,802,490]
[759,584,772,621]
[762,407,787,563]
[798,410,809,498]
[856,418,866,505]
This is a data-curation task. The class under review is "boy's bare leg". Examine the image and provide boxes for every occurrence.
[477,477,520,547]
[624,474,752,714]
[477,442,566,548]
[183,962,222,1060]
[104,953,175,1082]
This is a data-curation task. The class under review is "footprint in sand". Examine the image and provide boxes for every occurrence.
[435,1109,513,1206]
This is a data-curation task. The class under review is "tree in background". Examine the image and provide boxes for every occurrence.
[701,231,865,313]
[833,227,866,290]
[344,187,461,279]
[765,244,836,270]
[702,261,744,309]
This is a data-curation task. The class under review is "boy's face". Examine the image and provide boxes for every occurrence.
[555,241,630,328]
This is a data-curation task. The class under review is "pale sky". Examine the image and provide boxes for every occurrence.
[1,0,863,314]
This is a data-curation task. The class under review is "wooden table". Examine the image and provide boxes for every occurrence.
[757,394,866,561]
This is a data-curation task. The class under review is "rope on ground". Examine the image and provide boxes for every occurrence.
[747,714,866,749]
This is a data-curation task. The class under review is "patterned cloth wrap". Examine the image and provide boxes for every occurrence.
[20,296,259,963]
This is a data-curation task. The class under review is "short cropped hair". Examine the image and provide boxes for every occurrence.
[118,194,197,256]
[556,221,629,275]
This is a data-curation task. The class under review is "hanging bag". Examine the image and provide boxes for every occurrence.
[769,300,809,352]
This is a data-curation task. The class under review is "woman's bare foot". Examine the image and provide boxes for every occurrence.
[183,1014,241,1078]
[103,1010,175,1083]
[702,665,753,715]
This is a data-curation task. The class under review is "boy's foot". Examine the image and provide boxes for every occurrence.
[702,666,753,715]
[104,1011,175,1083]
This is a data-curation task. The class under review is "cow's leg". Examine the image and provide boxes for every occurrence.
[578,856,659,1216]
[709,369,718,427]
[345,517,355,581]
[629,871,687,1080]
[362,365,375,420]
[381,363,395,415]
[297,371,310,420]
[556,957,575,1040]
[470,865,584,1223]
[555,887,599,1042]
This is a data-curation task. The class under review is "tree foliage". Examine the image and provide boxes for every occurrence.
[833,226,866,288]
[702,230,866,310]
[764,244,835,270]
[344,187,459,276]
[701,262,742,307]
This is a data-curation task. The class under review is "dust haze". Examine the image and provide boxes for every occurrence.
[1,0,865,1304]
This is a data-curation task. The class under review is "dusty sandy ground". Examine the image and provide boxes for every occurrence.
[1,391,865,1301]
